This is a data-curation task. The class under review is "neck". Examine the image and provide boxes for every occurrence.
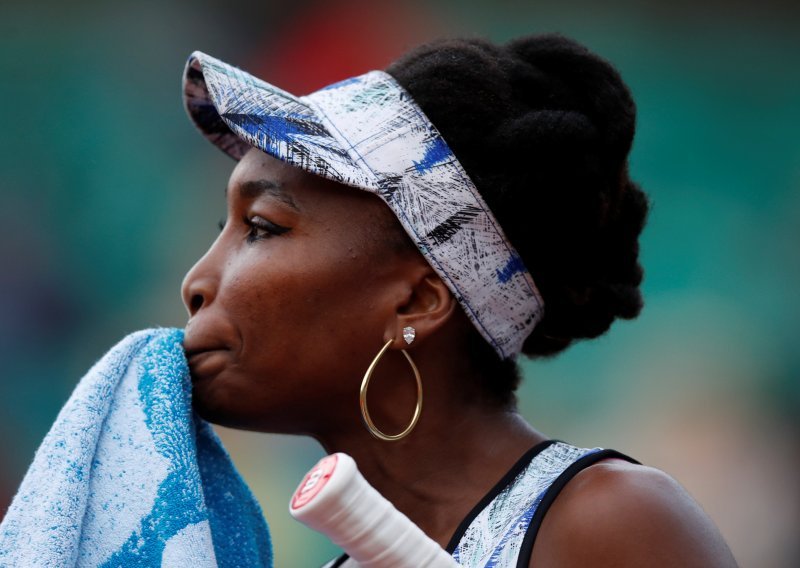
[311,343,546,547]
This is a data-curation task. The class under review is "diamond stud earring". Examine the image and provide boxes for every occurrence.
[402,326,416,345]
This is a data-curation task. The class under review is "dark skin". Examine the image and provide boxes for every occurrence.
[182,148,738,567]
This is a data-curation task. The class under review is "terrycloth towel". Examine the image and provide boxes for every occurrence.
[0,328,272,567]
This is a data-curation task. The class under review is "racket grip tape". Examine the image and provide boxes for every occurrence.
[290,453,460,567]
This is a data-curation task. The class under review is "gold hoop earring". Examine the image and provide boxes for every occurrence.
[359,339,423,442]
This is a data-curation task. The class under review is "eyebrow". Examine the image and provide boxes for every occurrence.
[227,179,300,211]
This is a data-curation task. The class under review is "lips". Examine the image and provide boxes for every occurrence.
[186,349,230,379]
[184,343,229,359]
[183,324,235,380]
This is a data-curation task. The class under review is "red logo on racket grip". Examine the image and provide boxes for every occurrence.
[291,454,338,510]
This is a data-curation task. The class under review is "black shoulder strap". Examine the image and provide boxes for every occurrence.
[445,440,556,553]
[326,553,349,567]
[515,449,639,568]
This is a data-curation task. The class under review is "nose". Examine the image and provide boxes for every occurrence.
[181,248,220,317]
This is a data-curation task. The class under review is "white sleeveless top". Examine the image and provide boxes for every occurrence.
[323,441,635,568]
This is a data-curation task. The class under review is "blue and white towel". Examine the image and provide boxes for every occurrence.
[0,328,272,567]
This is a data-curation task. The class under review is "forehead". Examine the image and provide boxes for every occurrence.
[228,148,401,238]
[228,149,309,196]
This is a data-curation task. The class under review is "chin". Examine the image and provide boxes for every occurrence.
[188,371,317,434]
[189,378,271,432]
[190,375,243,427]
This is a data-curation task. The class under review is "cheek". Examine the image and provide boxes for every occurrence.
[218,251,344,355]
[223,257,306,336]
[191,238,399,430]
[221,240,391,370]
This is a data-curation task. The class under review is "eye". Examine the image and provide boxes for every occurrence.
[244,215,290,243]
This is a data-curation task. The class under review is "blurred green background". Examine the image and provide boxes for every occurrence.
[1,0,798,566]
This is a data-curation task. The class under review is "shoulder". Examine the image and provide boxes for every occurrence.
[529,458,738,567]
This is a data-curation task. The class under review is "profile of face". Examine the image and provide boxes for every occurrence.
[181,148,437,435]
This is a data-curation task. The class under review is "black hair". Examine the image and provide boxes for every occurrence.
[386,34,649,406]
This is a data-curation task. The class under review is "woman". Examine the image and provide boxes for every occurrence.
[180,34,737,566]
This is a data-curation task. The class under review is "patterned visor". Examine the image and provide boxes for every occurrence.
[182,51,544,359]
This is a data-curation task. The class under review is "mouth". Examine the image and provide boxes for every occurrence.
[183,320,237,381]
[185,348,231,380]
[184,345,230,379]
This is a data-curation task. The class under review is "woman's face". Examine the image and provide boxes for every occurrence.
[181,148,417,433]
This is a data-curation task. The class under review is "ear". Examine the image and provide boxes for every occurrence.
[383,261,458,349]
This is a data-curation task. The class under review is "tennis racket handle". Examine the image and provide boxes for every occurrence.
[290,453,460,568]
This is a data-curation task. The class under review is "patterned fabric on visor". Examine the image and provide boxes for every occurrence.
[183,51,544,359]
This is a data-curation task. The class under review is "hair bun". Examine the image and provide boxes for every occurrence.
[492,110,599,159]
[387,33,649,371]
[508,34,636,157]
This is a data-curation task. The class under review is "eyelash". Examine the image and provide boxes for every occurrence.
[217,216,290,242]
